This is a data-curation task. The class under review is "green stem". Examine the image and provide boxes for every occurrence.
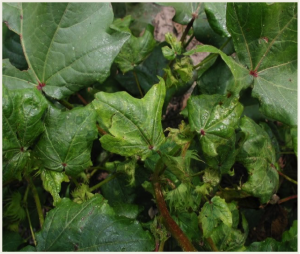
[89,174,118,192]
[193,37,231,70]
[277,171,297,185]
[158,239,166,252]
[57,99,74,110]
[27,178,44,228]
[133,71,144,98]
[25,206,37,246]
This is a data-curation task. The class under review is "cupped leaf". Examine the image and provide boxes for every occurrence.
[92,78,166,160]
[3,86,48,181]
[187,94,243,157]
[204,3,230,37]
[40,169,69,206]
[114,25,156,74]
[34,105,97,176]
[3,3,21,34]
[236,116,279,203]
[158,3,201,25]
[36,195,155,251]
[199,196,232,238]
[20,3,130,99]
[227,3,297,126]
[3,25,27,70]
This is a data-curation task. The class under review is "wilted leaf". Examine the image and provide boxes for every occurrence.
[93,78,165,160]
[34,105,97,176]
[36,195,155,251]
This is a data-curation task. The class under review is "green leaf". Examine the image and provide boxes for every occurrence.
[199,196,232,238]
[20,3,130,99]
[3,3,21,34]
[172,212,201,242]
[36,195,155,251]
[165,121,194,146]
[3,230,24,251]
[197,58,234,96]
[19,245,37,252]
[40,169,69,206]
[3,24,27,70]
[72,184,94,204]
[162,150,201,183]
[114,25,156,73]
[185,45,253,96]
[112,203,143,219]
[3,86,48,181]
[227,3,297,126]
[110,15,133,33]
[209,204,248,251]
[93,78,166,160]
[115,42,168,96]
[246,220,297,251]
[162,33,182,61]
[237,116,279,203]
[34,105,97,176]
[3,59,37,90]
[204,3,230,37]
[203,135,236,175]
[158,3,201,25]
[115,158,137,186]
[187,94,243,157]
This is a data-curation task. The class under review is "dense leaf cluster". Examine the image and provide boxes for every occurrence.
[2,2,297,252]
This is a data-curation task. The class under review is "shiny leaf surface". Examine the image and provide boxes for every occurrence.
[36,195,155,251]
[93,78,165,160]
[34,105,97,176]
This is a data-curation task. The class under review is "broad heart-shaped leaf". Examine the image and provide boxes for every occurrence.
[19,3,129,99]
[3,86,48,182]
[34,105,97,176]
[3,3,21,34]
[204,3,230,37]
[236,116,279,203]
[246,220,297,251]
[199,196,232,238]
[92,78,166,160]
[3,25,27,70]
[226,3,297,126]
[40,169,69,206]
[36,195,155,251]
[187,94,243,157]
[158,3,201,25]
[114,25,156,74]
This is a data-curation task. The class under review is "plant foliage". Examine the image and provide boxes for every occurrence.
[2,2,297,252]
